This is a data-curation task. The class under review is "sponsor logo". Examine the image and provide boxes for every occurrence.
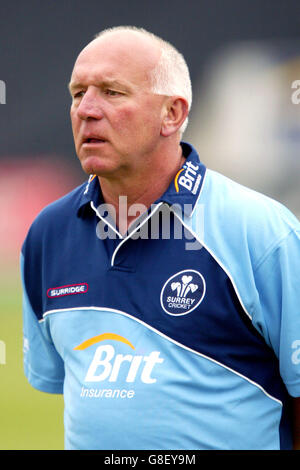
[74,333,164,399]
[174,161,202,194]
[47,283,88,298]
[83,174,97,195]
[160,269,206,316]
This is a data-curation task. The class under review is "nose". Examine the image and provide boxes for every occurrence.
[76,87,104,121]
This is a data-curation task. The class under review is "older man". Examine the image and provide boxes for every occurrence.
[21,26,300,450]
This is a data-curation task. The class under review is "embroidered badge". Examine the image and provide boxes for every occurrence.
[160,270,205,316]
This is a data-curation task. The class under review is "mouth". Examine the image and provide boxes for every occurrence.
[82,137,106,145]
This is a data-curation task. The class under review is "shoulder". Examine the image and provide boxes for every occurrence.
[33,181,86,222]
[22,181,87,251]
[190,168,300,317]
[205,168,298,224]
[192,168,300,281]
[202,169,299,246]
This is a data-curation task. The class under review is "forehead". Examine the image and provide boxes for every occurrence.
[71,32,161,88]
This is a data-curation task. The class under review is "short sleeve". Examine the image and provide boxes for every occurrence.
[252,230,300,397]
[21,252,65,393]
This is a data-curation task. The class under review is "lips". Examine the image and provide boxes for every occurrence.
[83,137,104,144]
[82,134,107,145]
[83,137,105,144]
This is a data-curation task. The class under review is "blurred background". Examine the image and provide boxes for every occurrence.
[1,0,300,449]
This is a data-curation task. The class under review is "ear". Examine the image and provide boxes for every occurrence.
[160,96,189,137]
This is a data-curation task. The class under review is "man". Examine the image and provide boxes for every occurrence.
[21,26,300,450]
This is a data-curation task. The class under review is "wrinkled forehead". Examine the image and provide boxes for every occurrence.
[71,32,162,88]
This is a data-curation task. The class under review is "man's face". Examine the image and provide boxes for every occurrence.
[69,33,168,178]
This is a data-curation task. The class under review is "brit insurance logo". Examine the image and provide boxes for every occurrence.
[160,269,206,316]
[73,332,164,400]
[174,161,202,194]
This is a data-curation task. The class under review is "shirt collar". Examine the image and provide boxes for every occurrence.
[77,142,206,218]
[77,174,103,217]
[156,142,206,217]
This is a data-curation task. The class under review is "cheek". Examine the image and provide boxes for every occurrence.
[70,112,81,141]
[70,109,77,131]
[113,107,137,131]
[114,106,160,138]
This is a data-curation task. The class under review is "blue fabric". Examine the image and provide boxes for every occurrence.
[21,142,300,449]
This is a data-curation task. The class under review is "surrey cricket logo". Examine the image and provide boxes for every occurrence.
[160,269,206,316]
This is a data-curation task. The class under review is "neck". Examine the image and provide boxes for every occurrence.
[98,142,185,235]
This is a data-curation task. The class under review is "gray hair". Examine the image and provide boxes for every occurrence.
[94,26,192,134]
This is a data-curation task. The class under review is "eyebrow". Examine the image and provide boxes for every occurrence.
[68,82,81,95]
[68,79,131,94]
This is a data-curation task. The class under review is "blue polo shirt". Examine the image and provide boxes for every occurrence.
[21,142,300,450]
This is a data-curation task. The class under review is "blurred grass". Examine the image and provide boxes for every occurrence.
[0,267,64,449]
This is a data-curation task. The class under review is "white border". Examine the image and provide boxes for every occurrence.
[189,168,207,218]
[90,200,123,239]
[111,202,164,267]
[91,200,164,267]
[40,306,282,406]
[172,210,253,321]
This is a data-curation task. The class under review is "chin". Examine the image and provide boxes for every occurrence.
[80,156,117,177]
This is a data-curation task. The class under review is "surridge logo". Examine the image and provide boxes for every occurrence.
[47,283,88,298]
[174,161,202,194]
[160,269,206,316]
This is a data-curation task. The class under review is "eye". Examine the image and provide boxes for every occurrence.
[73,91,85,99]
[104,89,122,96]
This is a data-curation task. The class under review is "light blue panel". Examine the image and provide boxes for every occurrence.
[21,253,64,393]
[185,169,300,398]
[252,230,300,396]
[45,307,282,450]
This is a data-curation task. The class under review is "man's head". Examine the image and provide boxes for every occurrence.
[69,26,191,178]
[94,26,192,134]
